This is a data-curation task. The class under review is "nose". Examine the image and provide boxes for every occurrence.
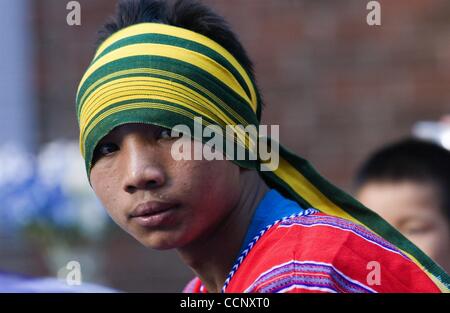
[121,135,166,194]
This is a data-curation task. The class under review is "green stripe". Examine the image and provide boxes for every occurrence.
[83,97,218,136]
[92,33,254,103]
[77,56,258,127]
[78,72,248,128]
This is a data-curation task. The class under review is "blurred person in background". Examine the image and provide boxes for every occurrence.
[354,138,450,273]
[75,0,450,292]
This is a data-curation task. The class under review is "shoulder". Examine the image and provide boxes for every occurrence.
[273,211,407,261]
[227,211,441,293]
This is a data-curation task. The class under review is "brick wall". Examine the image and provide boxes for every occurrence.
[35,0,450,189]
[31,0,450,291]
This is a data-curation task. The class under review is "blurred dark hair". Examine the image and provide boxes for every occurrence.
[354,138,450,219]
[96,0,262,106]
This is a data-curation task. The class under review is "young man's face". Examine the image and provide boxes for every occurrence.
[356,181,450,272]
[90,123,243,250]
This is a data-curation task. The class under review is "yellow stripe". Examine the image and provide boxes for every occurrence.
[91,22,257,108]
[80,92,216,142]
[78,68,248,126]
[80,77,243,132]
[79,87,254,154]
[81,102,198,154]
[81,102,249,157]
[81,93,252,156]
[81,82,222,127]
[274,157,360,224]
[78,43,256,113]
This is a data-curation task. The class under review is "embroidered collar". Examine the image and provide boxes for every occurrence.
[238,189,306,256]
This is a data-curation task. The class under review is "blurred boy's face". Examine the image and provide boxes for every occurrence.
[357,181,450,272]
[90,123,243,250]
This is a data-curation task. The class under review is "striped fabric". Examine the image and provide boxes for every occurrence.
[243,261,376,293]
[76,22,449,291]
[278,214,410,259]
[187,211,442,293]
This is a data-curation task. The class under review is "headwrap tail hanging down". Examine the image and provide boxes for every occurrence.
[76,23,450,291]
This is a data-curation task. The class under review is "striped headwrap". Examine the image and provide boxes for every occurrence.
[76,23,450,291]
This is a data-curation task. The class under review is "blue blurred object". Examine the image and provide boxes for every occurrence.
[0,141,109,238]
[0,142,111,285]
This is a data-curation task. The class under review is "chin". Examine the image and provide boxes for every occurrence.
[137,232,183,250]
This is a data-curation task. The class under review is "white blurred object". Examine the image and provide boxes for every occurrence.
[37,140,109,238]
[0,140,109,238]
[0,142,34,188]
[412,121,450,151]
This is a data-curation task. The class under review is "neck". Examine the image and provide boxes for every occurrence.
[176,170,269,293]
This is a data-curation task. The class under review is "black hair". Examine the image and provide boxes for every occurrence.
[96,0,262,107]
[354,138,450,219]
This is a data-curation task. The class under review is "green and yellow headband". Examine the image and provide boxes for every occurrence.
[76,23,450,291]
[77,22,261,176]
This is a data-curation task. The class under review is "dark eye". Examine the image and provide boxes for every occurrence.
[403,224,432,236]
[405,227,428,236]
[157,128,178,140]
[95,142,119,158]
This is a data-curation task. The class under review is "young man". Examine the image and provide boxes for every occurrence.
[355,138,450,274]
[76,0,450,292]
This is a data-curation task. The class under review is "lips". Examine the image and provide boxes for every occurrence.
[129,200,178,227]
